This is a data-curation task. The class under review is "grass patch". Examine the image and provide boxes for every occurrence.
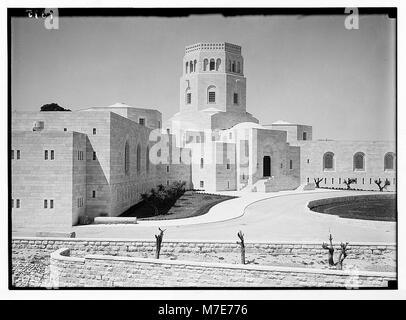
[120,191,236,220]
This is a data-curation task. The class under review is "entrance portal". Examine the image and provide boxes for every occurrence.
[263,156,271,177]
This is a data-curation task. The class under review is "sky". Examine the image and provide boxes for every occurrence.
[11,13,396,141]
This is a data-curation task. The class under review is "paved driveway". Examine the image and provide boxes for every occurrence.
[42,190,396,243]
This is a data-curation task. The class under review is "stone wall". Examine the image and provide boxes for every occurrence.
[49,248,395,288]
[296,140,396,191]
[11,131,82,228]
[12,237,396,265]
[109,112,164,217]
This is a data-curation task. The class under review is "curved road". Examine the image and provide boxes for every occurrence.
[62,191,396,242]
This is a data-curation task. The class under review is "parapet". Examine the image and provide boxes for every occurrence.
[185,42,241,55]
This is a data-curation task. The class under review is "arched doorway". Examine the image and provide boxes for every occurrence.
[263,156,271,177]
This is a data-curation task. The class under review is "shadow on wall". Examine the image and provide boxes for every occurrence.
[81,137,110,221]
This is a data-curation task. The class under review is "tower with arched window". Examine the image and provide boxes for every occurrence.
[180,42,247,114]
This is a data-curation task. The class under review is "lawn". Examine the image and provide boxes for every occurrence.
[120,191,236,220]
[311,198,396,221]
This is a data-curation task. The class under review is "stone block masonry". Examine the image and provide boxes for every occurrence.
[13,237,396,287]
[49,248,395,288]
[12,237,396,261]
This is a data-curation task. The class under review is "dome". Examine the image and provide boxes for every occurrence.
[272,120,293,125]
[231,122,264,130]
[109,102,132,108]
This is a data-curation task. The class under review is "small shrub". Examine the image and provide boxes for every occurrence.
[78,216,94,225]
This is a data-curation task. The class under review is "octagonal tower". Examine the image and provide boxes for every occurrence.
[180,42,247,113]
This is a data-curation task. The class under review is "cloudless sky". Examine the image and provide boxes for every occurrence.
[11,13,396,140]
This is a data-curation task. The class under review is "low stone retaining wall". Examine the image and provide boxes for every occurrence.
[12,237,396,265]
[93,217,138,224]
[49,248,395,288]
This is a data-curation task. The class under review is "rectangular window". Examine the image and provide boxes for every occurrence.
[200,158,204,169]
[166,165,169,172]
[50,200,54,209]
[200,181,204,188]
[332,178,334,184]
[186,93,192,104]
[44,199,47,209]
[17,150,20,159]
[307,159,310,164]
[289,160,293,170]
[233,93,239,104]
[339,178,341,184]
[93,152,96,160]
[93,128,96,135]
[11,150,14,160]
[45,150,48,160]
[16,199,20,208]
[226,161,230,170]
[64,128,67,131]
[51,150,54,160]
[158,121,161,128]
[370,178,372,184]
[139,118,145,126]
[307,178,309,183]
[167,180,170,186]
[208,92,216,103]
[92,190,96,198]
[362,178,365,184]
[303,132,307,140]
[324,178,326,184]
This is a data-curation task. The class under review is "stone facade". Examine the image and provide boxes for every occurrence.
[12,131,87,227]
[11,41,396,228]
[296,140,396,191]
[11,107,192,226]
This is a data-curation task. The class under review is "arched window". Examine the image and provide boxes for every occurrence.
[384,152,395,170]
[124,141,130,175]
[207,85,216,103]
[193,60,197,72]
[189,60,193,73]
[136,144,141,173]
[209,59,215,71]
[185,61,188,74]
[323,152,334,171]
[216,58,221,71]
[146,146,150,173]
[203,59,208,71]
[237,61,241,73]
[232,61,236,72]
[353,152,365,170]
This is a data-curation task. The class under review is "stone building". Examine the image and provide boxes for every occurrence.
[11,42,396,228]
